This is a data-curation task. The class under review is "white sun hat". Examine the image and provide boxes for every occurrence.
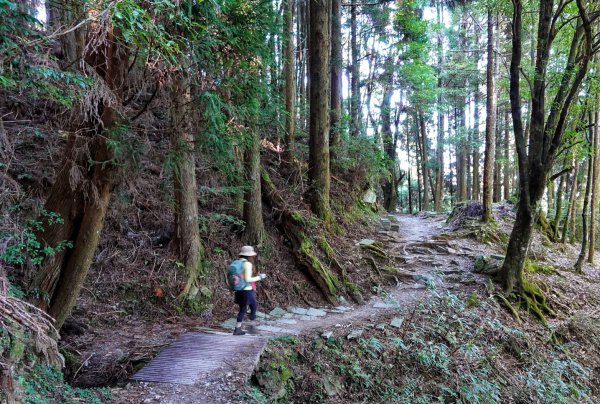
[239,246,257,257]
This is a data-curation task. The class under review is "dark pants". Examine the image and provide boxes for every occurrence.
[234,290,257,323]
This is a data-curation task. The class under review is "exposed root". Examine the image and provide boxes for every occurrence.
[495,293,521,323]
[360,244,388,259]
[496,279,556,326]
[261,168,343,304]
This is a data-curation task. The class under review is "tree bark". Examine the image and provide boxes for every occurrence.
[499,0,593,293]
[43,25,128,328]
[588,108,599,263]
[349,0,361,138]
[171,73,206,300]
[434,1,445,211]
[330,0,342,154]
[482,10,496,222]
[419,110,430,211]
[473,83,481,201]
[575,153,593,273]
[381,57,397,212]
[242,127,267,245]
[504,107,511,200]
[284,0,296,160]
[562,159,580,243]
[552,154,569,238]
[308,0,332,221]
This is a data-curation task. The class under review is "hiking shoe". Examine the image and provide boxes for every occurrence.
[233,327,246,336]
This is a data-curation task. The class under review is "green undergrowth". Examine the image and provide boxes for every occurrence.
[250,291,596,403]
[1,325,110,404]
[16,363,112,404]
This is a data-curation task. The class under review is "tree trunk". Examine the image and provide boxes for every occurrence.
[47,0,86,69]
[330,0,342,154]
[381,58,396,212]
[575,153,593,273]
[283,0,296,160]
[31,25,127,329]
[308,0,332,221]
[562,159,580,243]
[493,107,502,202]
[482,10,496,222]
[504,108,511,200]
[458,104,467,202]
[170,73,206,300]
[552,154,569,238]
[434,1,445,211]
[419,110,430,211]
[349,0,360,138]
[588,108,599,264]
[407,116,413,214]
[242,128,267,245]
[473,85,481,201]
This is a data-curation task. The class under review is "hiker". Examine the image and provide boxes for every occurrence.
[230,246,266,335]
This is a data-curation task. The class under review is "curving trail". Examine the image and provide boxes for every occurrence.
[112,214,491,403]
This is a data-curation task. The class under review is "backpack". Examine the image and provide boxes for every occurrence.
[228,259,249,291]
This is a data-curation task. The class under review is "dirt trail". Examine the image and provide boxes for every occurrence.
[111,214,487,403]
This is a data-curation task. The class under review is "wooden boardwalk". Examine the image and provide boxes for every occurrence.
[132,331,267,385]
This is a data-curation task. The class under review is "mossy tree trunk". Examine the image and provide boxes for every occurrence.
[33,25,129,329]
[499,0,593,294]
[261,169,339,304]
[170,72,206,300]
[307,0,332,222]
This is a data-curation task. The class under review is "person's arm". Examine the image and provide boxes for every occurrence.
[244,262,261,283]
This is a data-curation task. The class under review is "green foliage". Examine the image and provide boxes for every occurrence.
[255,291,595,402]
[0,210,72,266]
[16,363,111,404]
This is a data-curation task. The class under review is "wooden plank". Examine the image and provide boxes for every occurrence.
[132,332,267,385]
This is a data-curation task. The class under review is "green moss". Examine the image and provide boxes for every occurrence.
[524,259,556,275]
[9,330,26,362]
[300,236,339,296]
[466,293,480,308]
[318,236,334,259]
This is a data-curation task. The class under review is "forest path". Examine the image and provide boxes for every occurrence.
[113,214,487,403]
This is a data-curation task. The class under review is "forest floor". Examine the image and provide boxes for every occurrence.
[59,208,600,403]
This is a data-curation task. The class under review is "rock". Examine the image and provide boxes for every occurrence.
[390,224,400,232]
[322,373,344,397]
[376,323,386,330]
[357,239,376,246]
[337,296,349,305]
[287,307,308,315]
[363,188,377,204]
[390,317,403,328]
[306,308,327,317]
[277,319,298,325]
[373,302,396,309]
[474,255,503,275]
[346,329,363,340]
[220,318,237,329]
[321,331,333,339]
[269,307,288,317]
[380,218,391,231]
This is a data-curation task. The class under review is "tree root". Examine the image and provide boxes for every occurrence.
[496,279,556,326]
[260,167,368,305]
[360,244,388,259]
